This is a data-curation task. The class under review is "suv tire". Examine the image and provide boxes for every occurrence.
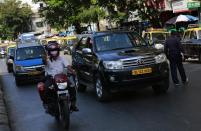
[75,76,86,92]
[152,78,169,95]
[95,75,109,102]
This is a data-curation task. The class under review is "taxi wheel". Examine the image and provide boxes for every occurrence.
[152,78,169,95]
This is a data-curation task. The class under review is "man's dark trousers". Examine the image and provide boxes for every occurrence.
[169,55,186,84]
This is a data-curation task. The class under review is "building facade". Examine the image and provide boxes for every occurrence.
[21,0,49,33]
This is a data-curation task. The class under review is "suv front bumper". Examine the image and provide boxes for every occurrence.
[101,62,169,89]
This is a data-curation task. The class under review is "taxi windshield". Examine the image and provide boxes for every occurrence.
[67,39,77,45]
[16,46,45,61]
[152,33,167,41]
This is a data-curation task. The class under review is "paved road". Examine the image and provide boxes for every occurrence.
[1,57,201,131]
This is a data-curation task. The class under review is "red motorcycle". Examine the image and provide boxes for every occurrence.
[37,73,74,129]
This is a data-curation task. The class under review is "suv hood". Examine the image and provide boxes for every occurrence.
[97,47,161,61]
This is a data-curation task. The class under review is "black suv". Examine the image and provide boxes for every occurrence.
[72,31,169,101]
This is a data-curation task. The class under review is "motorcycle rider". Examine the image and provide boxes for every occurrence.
[42,41,79,112]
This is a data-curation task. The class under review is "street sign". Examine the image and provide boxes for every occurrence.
[187,1,200,9]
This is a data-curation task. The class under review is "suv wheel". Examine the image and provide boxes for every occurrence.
[95,76,109,102]
[75,76,86,92]
[152,78,169,95]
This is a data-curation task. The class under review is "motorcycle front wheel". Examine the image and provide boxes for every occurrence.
[60,100,70,129]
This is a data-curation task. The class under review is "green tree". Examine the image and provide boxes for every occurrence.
[98,0,164,28]
[77,6,105,31]
[127,0,164,27]
[0,0,33,39]
[34,0,84,32]
[35,0,107,32]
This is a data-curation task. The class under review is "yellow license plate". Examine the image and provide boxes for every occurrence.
[28,71,41,75]
[132,68,152,75]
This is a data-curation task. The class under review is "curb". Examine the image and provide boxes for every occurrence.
[0,85,11,131]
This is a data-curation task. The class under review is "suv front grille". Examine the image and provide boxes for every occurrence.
[121,56,155,68]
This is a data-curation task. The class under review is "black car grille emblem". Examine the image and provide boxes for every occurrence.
[137,59,144,65]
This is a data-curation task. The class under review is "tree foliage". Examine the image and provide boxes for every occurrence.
[34,0,85,31]
[98,0,164,27]
[34,0,164,33]
[35,0,107,32]
[127,0,164,27]
[0,0,33,39]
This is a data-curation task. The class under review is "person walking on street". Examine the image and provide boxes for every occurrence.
[164,31,188,86]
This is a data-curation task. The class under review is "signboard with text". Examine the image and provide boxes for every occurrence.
[187,1,200,9]
[172,0,189,13]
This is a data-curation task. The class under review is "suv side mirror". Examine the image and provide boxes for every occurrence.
[82,48,92,55]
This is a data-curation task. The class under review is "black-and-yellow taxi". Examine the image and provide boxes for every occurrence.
[142,28,170,50]
[181,26,201,62]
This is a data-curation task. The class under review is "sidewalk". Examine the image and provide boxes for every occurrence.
[0,85,10,131]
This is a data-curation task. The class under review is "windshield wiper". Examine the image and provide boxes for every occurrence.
[111,47,132,50]
[20,56,42,60]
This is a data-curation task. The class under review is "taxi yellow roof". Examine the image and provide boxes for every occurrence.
[186,28,201,31]
[145,28,169,33]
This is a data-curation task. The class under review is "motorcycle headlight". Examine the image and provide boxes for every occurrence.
[15,65,25,72]
[57,82,68,90]
[155,53,167,64]
[103,61,123,70]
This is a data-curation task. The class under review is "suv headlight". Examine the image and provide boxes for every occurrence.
[155,53,167,64]
[15,65,25,72]
[154,44,164,50]
[103,61,123,70]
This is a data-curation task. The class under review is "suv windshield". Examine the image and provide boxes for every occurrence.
[16,46,45,61]
[95,32,146,52]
